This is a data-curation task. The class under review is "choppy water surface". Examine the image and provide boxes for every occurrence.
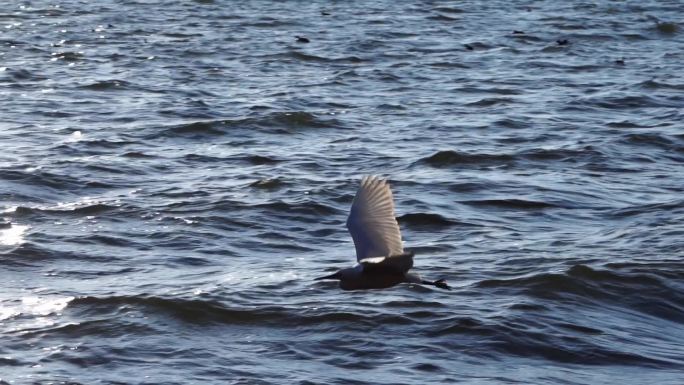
[1,0,683,383]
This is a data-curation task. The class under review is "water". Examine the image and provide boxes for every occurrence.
[1,0,683,383]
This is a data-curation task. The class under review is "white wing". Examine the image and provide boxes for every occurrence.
[346,176,404,261]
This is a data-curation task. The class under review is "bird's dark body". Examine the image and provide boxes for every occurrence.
[339,272,407,291]
[360,251,414,274]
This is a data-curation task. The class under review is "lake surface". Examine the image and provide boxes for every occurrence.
[1,0,683,384]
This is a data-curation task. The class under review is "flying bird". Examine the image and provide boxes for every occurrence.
[316,176,450,291]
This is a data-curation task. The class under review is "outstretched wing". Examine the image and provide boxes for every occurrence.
[346,176,404,261]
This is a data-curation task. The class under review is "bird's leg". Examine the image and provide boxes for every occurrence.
[421,279,451,290]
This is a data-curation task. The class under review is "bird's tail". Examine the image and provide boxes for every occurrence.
[314,272,340,280]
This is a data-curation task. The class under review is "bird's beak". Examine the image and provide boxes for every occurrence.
[314,272,339,280]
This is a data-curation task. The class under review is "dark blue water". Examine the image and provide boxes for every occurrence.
[1,0,683,384]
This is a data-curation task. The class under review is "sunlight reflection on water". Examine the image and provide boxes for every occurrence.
[0,224,28,246]
[0,295,73,327]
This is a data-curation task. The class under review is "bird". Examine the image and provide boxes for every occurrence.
[315,176,451,291]
[295,35,310,43]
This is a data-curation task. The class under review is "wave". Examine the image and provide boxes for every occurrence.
[160,120,226,137]
[570,94,679,109]
[1,169,87,190]
[507,34,545,42]
[478,264,684,323]
[145,112,343,139]
[2,242,118,264]
[240,155,282,165]
[427,14,459,22]
[620,132,684,154]
[432,6,464,13]
[248,201,340,218]
[419,150,514,167]
[466,97,517,107]
[51,51,84,62]
[258,51,366,64]
[66,295,413,327]
[605,199,684,218]
[606,120,646,128]
[427,315,675,367]
[1,67,48,81]
[19,316,158,340]
[249,178,290,190]
[397,213,459,228]
[463,199,560,209]
[637,79,684,90]
[519,147,604,161]
[182,153,281,165]
[418,147,607,168]
[79,79,131,91]
[58,286,683,369]
[71,234,134,248]
[72,138,136,149]
[14,203,119,217]
[122,151,156,158]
